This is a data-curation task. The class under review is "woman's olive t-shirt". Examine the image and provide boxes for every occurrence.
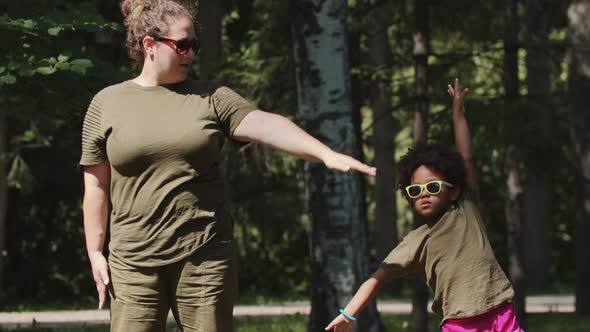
[80,79,256,267]
[380,192,514,324]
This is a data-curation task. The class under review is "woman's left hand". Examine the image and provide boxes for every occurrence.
[323,151,377,176]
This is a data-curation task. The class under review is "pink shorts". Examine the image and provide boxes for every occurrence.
[441,302,524,332]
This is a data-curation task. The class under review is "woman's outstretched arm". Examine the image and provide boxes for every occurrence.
[233,110,376,176]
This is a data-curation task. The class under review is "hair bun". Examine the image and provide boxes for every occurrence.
[121,0,156,18]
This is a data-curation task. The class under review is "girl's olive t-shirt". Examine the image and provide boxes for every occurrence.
[80,79,256,267]
[380,192,514,324]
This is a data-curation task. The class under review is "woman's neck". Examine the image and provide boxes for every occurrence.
[132,71,161,87]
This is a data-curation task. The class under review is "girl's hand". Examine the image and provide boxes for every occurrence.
[447,78,469,113]
[323,151,377,176]
[325,314,354,331]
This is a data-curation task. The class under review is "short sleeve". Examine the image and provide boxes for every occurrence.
[211,86,257,136]
[379,227,429,277]
[80,93,108,165]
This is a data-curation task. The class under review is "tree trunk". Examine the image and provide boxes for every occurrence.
[366,0,399,276]
[411,0,429,330]
[567,0,590,315]
[197,0,224,80]
[504,146,527,328]
[523,0,552,290]
[0,111,7,294]
[503,0,527,328]
[349,23,372,287]
[292,1,380,331]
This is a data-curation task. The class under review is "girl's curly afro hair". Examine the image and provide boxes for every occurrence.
[397,143,467,196]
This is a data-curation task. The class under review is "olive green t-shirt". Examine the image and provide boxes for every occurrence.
[380,191,514,323]
[80,79,256,267]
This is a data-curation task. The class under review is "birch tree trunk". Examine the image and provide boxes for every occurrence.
[567,0,590,315]
[292,1,379,331]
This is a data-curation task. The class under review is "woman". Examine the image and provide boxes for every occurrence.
[80,0,376,331]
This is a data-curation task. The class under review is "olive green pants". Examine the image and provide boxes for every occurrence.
[108,239,235,332]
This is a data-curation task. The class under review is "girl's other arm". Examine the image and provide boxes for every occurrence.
[448,78,477,192]
[325,268,393,331]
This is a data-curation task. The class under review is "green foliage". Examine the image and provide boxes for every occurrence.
[0,7,120,86]
[0,0,128,307]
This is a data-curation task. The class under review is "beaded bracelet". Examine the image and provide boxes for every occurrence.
[339,309,357,321]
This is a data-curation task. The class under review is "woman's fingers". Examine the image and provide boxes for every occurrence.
[90,253,110,309]
[348,158,377,176]
[96,280,107,309]
[94,267,109,309]
[325,153,377,176]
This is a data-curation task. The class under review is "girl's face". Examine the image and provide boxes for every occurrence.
[148,15,196,83]
[409,165,460,219]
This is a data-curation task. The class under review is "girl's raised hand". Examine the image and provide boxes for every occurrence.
[447,78,469,113]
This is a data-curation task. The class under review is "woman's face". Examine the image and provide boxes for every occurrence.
[149,15,196,83]
[409,165,460,219]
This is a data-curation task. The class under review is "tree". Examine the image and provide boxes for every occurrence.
[0,111,6,292]
[196,0,224,80]
[363,0,399,280]
[291,1,379,331]
[522,0,553,290]
[411,0,430,330]
[503,0,527,328]
[567,0,590,315]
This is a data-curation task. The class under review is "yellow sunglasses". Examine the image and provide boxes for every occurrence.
[405,180,454,199]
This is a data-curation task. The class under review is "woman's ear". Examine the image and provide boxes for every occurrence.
[142,36,157,55]
[450,186,462,201]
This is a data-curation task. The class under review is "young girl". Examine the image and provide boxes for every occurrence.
[325,79,523,332]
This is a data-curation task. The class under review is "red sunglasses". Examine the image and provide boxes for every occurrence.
[152,35,200,55]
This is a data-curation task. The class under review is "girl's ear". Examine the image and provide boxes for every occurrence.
[450,186,462,201]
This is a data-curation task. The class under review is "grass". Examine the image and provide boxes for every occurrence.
[2,313,590,331]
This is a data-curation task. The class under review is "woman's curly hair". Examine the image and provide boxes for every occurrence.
[120,0,196,68]
[397,143,467,197]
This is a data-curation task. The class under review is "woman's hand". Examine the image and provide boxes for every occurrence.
[447,78,469,113]
[323,151,377,176]
[88,251,110,309]
[325,314,354,332]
